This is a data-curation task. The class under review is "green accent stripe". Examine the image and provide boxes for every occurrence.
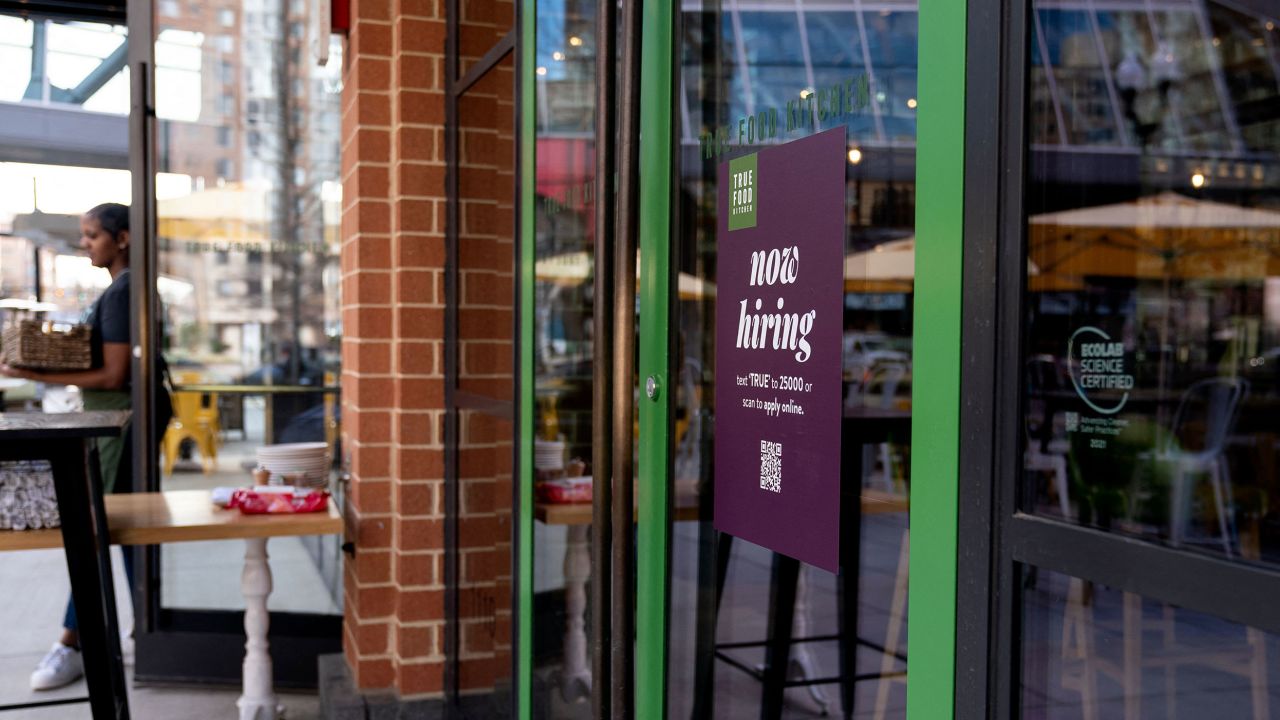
[907,0,964,717]
[636,0,674,711]
[518,0,536,714]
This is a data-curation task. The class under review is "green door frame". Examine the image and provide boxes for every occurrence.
[635,0,676,714]
[514,0,968,715]
[906,0,966,717]
[516,0,535,713]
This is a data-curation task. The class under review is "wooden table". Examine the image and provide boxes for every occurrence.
[1,490,341,551]
[0,411,133,719]
[0,483,341,720]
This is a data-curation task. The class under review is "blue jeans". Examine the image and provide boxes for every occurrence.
[63,548,134,633]
[63,421,139,635]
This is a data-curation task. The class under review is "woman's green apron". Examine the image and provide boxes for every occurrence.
[83,389,131,494]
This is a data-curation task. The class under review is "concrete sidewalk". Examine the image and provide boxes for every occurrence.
[0,546,322,719]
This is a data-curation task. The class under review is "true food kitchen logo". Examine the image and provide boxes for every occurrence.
[729,153,757,231]
[1067,326,1134,415]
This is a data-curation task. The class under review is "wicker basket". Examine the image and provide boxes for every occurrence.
[1,320,92,371]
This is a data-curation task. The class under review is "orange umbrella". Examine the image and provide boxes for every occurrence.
[1029,192,1280,287]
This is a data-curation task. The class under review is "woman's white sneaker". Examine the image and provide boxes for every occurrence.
[29,643,84,690]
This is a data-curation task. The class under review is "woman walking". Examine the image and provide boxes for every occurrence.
[1,203,172,690]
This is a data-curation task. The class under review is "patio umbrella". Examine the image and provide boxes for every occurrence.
[535,250,716,299]
[844,237,915,294]
[1029,193,1280,284]
[1028,192,1280,388]
[842,237,1051,293]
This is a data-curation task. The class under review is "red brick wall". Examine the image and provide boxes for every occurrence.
[340,0,514,701]
[341,0,448,698]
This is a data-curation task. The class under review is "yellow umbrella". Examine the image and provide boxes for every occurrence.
[844,237,914,293]
[1030,192,1280,388]
[535,251,716,299]
[1029,192,1280,285]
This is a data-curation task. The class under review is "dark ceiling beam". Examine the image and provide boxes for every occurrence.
[0,1,125,24]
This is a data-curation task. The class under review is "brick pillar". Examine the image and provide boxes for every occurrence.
[389,0,448,699]
[340,0,448,700]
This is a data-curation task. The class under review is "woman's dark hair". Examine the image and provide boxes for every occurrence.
[85,203,130,242]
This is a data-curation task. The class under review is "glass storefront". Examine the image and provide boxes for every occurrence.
[151,0,344,616]
[5,0,1280,714]
[0,1,344,695]
[1012,0,1280,717]
[1022,0,1280,566]
[526,0,921,714]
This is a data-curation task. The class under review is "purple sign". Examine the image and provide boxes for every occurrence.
[714,128,846,572]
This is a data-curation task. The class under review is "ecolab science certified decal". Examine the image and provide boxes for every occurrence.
[1064,325,1134,449]
[713,128,846,572]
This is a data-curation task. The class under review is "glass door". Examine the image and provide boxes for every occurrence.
[648,0,923,717]
[129,0,343,684]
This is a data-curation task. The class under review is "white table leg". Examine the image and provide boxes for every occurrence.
[560,524,591,702]
[792,564,830,714]
[238,537,279,720]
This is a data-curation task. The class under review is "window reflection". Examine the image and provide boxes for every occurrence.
[1021,569,1276,718]
[1023,1,1280,565]
[673,0,915,716]
[154,0,344,614]
[1208,3,1280,153]
[737,12,805,116]
[1037,9,1122,146]
[863,11,918,142]
[532,0,600,714]
[804,12,877,140]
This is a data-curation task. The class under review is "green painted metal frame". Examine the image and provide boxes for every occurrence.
[636,0,675,713]
[517,0,535,713]
[907,0,965,717]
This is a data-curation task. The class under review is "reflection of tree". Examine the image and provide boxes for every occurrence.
[247,0,339,383]
[275,0,302,383]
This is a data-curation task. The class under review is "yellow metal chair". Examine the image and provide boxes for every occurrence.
[324,371,338,454]
[163,379,220,475]
[175,371,222,449]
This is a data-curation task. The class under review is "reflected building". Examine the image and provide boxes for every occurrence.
[155,0,342,380]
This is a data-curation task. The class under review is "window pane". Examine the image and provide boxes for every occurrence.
[1021,568,1277,718]
[155,0,344,614]
[737,12,806,115]
[804,12,878,142]
[1038,9,1123,146]
[1208,3,1280,154]
[863,10,918,142]
[531,0,602,714]
[670,1,915,716]
[1022,0,1280,566]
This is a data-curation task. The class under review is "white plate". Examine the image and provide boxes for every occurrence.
[259,442,328,451]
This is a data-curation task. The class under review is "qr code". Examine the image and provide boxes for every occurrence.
[759,440,782,493]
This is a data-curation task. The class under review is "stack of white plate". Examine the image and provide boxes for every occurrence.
[257,442,331,489]
[534,439,565,472]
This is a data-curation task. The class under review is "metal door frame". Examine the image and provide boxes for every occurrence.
[126,0,341,687]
